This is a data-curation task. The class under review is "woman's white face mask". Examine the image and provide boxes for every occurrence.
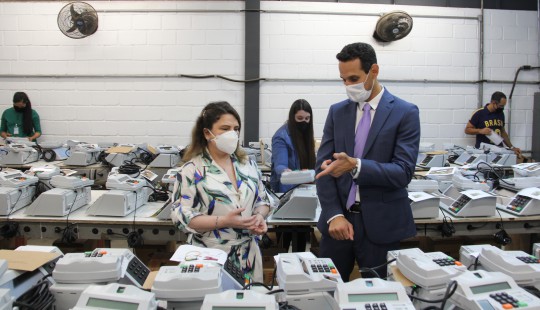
[345,71,373,103]
[209,130,239,155]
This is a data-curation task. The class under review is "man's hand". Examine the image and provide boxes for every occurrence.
[328,216,354,240]
[511,147,522,156]
[316,152,357,179]
[479,128,492,135]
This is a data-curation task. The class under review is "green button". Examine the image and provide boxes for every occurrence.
[518,302,528,307]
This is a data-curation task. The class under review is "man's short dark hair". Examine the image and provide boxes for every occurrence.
[491,91,507,103]
[336,42,378,74]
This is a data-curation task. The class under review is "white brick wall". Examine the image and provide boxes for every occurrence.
[0,1,537,151]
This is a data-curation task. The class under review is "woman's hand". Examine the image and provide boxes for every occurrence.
[222,208,258,229]
[249,213,268,235]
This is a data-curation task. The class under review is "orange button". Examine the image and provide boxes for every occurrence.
[196,264,203,268]
[455,261,463,266]
[502,303,513,309]
[331,269,337,274]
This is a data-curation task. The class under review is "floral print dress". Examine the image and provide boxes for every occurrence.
[170,150,274,282]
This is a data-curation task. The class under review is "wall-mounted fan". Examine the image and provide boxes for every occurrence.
[373,11,413,42]
[57,2,98,39]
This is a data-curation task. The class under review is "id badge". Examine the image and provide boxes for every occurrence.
[13,125,19,135]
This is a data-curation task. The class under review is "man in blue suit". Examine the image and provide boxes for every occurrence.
[316,42,420,281]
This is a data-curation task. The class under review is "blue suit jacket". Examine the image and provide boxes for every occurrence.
[271,124,300,193]
[315,89,420,244]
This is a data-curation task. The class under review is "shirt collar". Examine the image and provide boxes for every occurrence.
[360,86,385,111]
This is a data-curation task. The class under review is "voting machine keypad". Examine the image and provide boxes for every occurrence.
[489,292,528,308]
[127,257,149,286]
[419,155,434,166]
[363,303,390,310]
[180,263,204,273]
[449,195,472,214]
[506,195,532,214]
[309,260,338,274]
[433,257,463,267]
[516,256,540,264]
[225,257,245,286]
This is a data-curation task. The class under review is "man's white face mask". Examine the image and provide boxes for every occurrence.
[209,130,239,155]
[345,71,373,103]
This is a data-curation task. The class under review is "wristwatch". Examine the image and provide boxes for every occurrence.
[350,158,361,179]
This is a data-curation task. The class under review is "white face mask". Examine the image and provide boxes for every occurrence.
[345,71,373,103]
[209,130,239,155]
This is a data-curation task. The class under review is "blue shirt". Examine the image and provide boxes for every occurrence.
[270,124,300,193]
[469,104,505,148]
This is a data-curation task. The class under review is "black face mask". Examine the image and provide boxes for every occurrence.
[295,121,309,132]
[13,106,26,113]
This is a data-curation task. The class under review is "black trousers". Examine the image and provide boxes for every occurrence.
[319,210,399,282]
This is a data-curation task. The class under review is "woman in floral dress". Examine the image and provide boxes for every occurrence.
[171,101,274,283]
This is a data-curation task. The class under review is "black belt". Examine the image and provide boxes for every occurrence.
[348,202,362,213]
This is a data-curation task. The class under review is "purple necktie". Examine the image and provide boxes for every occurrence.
[346,103,371,209]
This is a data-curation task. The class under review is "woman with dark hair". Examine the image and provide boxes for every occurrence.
[270,99,316,251]
[171,101,273,283]
[270,99,316,193]
[1,92,42,141]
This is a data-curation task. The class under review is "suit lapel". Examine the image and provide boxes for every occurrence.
[363,90,395,157]
[344,100,356,156]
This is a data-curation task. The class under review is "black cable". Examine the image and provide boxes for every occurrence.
[142,185,169,202]
[407,280,458,309]
[179,73,265,83]
[467,223,488,231]
[467,255,481,270]
[278,301,301,310]
[137,147,156,165]
[493,209,512,245]
[13,274,55,310]
[439,208,455,237]
[59,190,80,244]
[118,158,143,176]
[0,189,24,239]
[127,191,143,248]
[359,258,397,279]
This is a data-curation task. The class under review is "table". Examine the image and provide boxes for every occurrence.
[0,191,185,244]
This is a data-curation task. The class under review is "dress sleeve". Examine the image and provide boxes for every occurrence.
[170,162,204,234]
[251,159,277,214]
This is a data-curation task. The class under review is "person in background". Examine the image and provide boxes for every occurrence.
[171,101,274,283]
[1,92,42,141]
[465,91,521,155]
[316,42,420,281]
[270,99,316,251]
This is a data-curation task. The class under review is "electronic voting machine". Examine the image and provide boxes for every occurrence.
[334,278,415,310]
[86,174,151,217]
[151,262,222,303]
[450,270,540,310]
[71,283,157,310]
[498,187,540,216]
[24,175,94,216]
[0,170,38,215]
[276,252,342,295]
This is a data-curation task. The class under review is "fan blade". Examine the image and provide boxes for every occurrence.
[66,23,78,33]
[70,4,80,19]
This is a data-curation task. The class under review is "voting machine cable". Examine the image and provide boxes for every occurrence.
[359,258,397,279]
[0,189,23,239]
[127,191,144,248]
[407,280,458,310]
[58,190,81,244]
[13,274,55,310]
[142,184,169,202]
